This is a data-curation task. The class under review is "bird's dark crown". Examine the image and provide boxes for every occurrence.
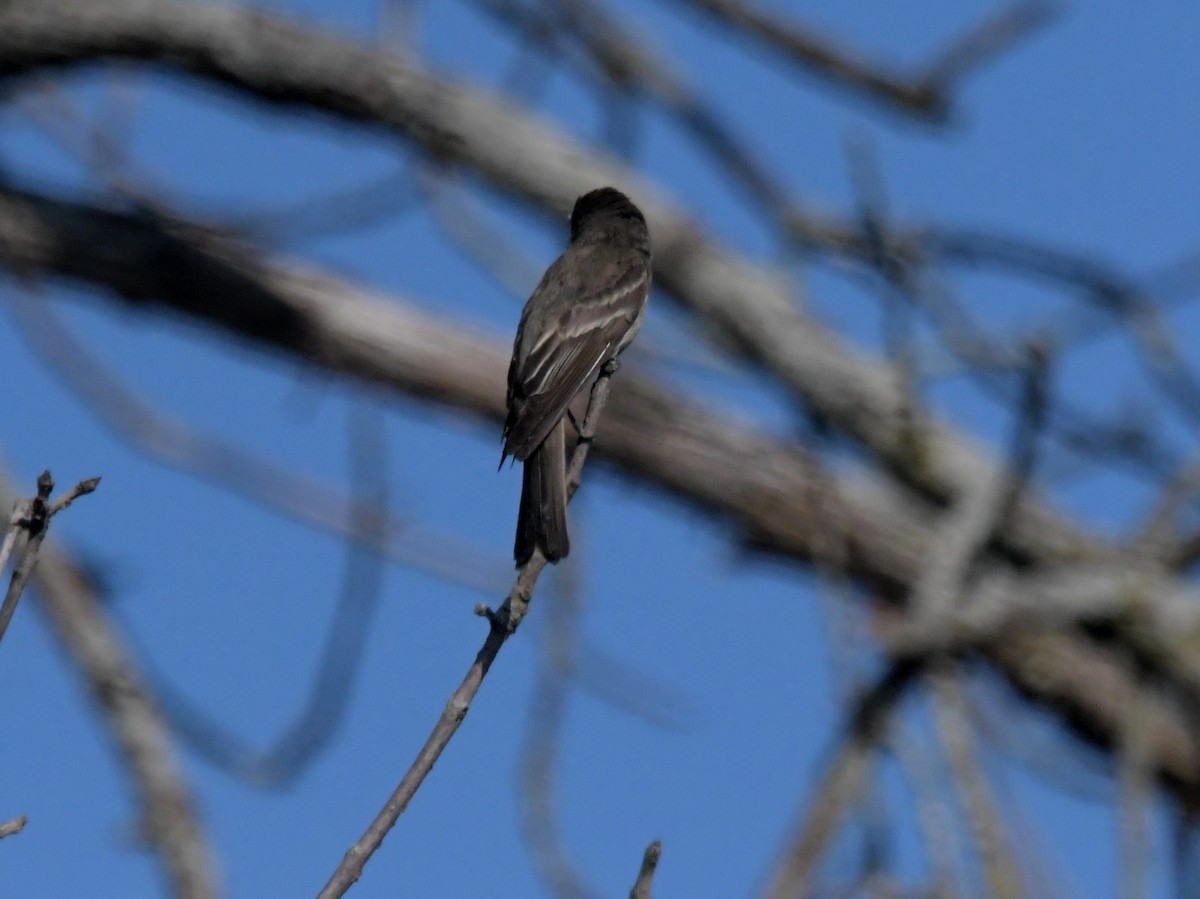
[569,187,646,240]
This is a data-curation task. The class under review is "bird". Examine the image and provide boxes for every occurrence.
[501,187,652,567]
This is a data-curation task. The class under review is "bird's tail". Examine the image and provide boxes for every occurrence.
[514,420,569,566]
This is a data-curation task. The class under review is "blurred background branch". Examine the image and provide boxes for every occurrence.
[0,0,1196,897]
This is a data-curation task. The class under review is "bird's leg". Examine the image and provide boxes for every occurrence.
[571,360,621,450]
[566,409,583,437]
[568,361,621,438]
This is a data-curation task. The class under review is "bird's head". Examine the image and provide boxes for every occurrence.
[569,187,648,247]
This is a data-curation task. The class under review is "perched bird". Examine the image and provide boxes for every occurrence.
[501,187,652,566]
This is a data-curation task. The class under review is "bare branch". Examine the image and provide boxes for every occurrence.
[1117,682,1154,899]
[921,3,1058,89]
[899,345,1048,643]
[476,0,831,249]
[134,406,391,787]
[5,186,1200,808]
[930,671,1024,899]
[49,476,101,516]
[227,166,420,247]
[0,3,1094,569]
[418,168,546,299]
[0,1,1191,894]
[658,0,1055,121]
[760,657,924,899]
[4,292,505,597]
[890,726,968,896]
[1130,456,1200,563]
[0,470,218,899]
[0,470,99,649]
[315,364,618,898]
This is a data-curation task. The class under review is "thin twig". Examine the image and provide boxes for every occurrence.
[227,165,420,247]
[133,404,390,787]
[478,0,834,250]
[897,344,1049,643]
[315,363,619,899]
[759,657,925,899]
[629,841,662,899]
[818,341,1047,899]
[851,176,1178,497]
[831,199,1187,491]
[0,470,217,899]
[930,671,1024,899]
[890,725,968,896]
[1117,669,1154,899]
[419,168,546,299]
[660,0,1054,121]
[567,635,691,732]
[49,476,103,515]
[10,79,163,200]
[1132,456,1200,558]
[920,2,1058,89]
[6,293,506,597]
[0,470,100,649]
[845,134,923,463]
[923,228,1200,465]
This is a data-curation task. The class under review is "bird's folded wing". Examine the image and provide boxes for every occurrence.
[504,330,612,461]
[503,249,648,461]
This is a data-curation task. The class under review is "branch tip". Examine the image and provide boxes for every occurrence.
[630,838,663,899]
[0,815,27,840]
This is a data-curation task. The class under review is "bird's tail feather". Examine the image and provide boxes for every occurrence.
[514,421,569,566]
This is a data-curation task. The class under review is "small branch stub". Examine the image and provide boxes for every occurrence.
[50,476,102,516]
[0,471,101,651]
[630,840,662,899]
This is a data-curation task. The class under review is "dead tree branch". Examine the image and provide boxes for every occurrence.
[3,185,1200,809]
[659,0,1054,121]
[761,657,925,899]
[0,470,217,899]
[0,0,1095,573]
[315,364,617,898]
[0,469,99,649]
[5,292,506,597]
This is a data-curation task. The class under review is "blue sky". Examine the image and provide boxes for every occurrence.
[1,1,1198,897]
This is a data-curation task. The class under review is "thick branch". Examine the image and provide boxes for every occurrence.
[0,183,926,588]
[0,0,1088,574]
[3,185,1200,806]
